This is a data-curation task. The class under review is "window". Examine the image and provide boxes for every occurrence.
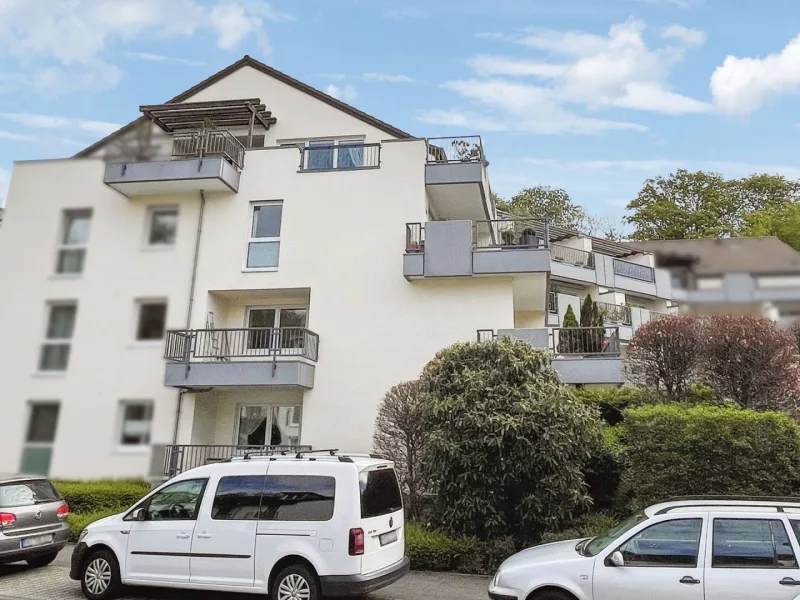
[136,301,167,341]
[246,306,307,351]
[56,209,91,274]
[713,519,798,568]
[260,475,335,521]
[147,207,178,246]
[616,518,702,567]
[118,402,153,446]
[235,405,302,446]
[582,512,650,557]
[246,202,282,269]
[360,468,403,519]
[0,480,61,508]
[212,475,264,520]
[135,478,206,521]
[20,403,60,475]
[39,303,76,371]
[337,141,365,169]
[302,139,367,171]
[306,140,334,170]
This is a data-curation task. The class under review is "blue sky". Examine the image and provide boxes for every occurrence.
[2,0,800,222]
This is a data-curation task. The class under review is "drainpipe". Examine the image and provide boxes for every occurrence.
[172,190,207,447]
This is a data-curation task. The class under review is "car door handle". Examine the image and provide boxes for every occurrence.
[680,576,701,585]
[780,577,800,586]
[197,533,212,539]
[176,533,190,539]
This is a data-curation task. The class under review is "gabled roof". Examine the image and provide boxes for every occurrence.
[626,237,800,275]
[75,55,412,158]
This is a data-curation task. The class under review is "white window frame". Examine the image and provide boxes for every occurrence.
[243,201,283,272]
[38,301,77,373]
[233,403,303,447]
[54,209,92,276]
[116,400,154,452]
[133,298,168,344]
[244,305,308,356]
[296,137,367,171]
[144,205,179,249]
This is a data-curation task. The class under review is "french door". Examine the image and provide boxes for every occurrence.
[235,405,302,447]
[245,307,307,355]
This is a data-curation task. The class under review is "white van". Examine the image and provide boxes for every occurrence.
[70,451,409,600]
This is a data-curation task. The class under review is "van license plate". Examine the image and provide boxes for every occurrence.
[21,534,53,549]
[379,530,398,546]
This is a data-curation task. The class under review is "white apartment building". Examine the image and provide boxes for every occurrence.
[0,56,675,481]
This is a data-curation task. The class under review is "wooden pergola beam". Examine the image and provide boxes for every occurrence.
[139,98,277,132]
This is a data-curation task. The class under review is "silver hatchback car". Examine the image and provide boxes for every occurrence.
[0,474,70,567]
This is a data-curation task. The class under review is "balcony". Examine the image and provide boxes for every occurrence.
[298,142,381,172]
[163,327,319,389]
[613,258,655,283]
[162,444,311,478]
[425,136,490,221]
[104,129,245,197]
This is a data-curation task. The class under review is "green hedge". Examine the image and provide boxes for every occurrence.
[54,480,150,515]
[405,522,515,575]
[621,405,800,507]
[67,510,119,543]
[539,514,615,545]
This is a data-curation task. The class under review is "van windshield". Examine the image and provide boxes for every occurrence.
[0,480,61,508]
[359,468,402,519]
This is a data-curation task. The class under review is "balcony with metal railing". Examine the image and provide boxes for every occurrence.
[298,143,381,172]
[425,136,490,221]
[613,257,655,283]
[162,444,311,478]
[163,327,320,389]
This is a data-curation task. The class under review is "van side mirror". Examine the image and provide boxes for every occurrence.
[609,551,625,567]
[131,507,146,521]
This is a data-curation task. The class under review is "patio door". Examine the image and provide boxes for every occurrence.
[235,405,302,448]
[245,307,307,355]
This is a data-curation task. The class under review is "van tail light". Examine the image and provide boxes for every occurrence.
[57,504,70,519]
[0,513,16,528]
[349,528,364,556]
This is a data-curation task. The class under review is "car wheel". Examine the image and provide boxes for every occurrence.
[25,552,59,568]
[271,563,320,600]
[80,549,121,600]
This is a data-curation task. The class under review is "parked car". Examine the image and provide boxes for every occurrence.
[70,451,409,600]
[489,496,800,600]
[0,474,70,567]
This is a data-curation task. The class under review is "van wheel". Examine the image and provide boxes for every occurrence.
[271,563,319,600]
[80,549,121,600]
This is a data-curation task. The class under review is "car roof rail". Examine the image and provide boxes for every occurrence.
[666,495,800,504]
[296,448,339,459]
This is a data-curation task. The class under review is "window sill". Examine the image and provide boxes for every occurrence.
[32,371,67,379]
[49,273,82,280]
[297,166,380,174]
[113,445,151,455]
[242,267,278,273]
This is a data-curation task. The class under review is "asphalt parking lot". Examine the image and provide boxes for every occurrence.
[0,546,489,600]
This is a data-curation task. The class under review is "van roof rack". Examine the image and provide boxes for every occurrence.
[296,448,339,459]
[666,495,800,503]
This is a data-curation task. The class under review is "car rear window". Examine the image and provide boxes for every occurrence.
[360,468,402,519]
[0,480,61,508]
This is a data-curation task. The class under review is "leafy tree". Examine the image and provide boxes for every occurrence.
[733,173,800,214]
[624,316,703,399]
[558,304,580,354]
[373,380,429,520]
[741,201,800,252]
[496,185,586,229]
[701,316,800,412]
[420,337,602,545]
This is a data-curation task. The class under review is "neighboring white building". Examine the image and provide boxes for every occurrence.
[0,56,674,481]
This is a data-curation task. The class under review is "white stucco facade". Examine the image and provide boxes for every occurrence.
[0,58,673,480]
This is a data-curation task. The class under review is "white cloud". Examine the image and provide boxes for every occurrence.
[416,109,508,131]
[361,72,415,83]
[0,130,35,141]
[0,112,122,135]
[711,35,800,116]
[325,84,358,104]
[0,0,293,95]
[123,51,206,67]
[383,6,426,20]
[429,19,709,135]
[662,24,706,46]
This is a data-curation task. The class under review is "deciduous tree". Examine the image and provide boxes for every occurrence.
[496,186,586,229]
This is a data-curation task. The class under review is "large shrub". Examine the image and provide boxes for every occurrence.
[373,380,429,520]
[701,315,800,412]
[55,479,150,514]
[420,337,602,545]
[624,316,702,399]
[621,404,800,507]
[405,522,516,575]
[573,387,652,425]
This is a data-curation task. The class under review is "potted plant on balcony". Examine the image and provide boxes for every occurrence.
[557,305,581,354]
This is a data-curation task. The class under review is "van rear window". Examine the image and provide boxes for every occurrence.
[360,468,402,519]
[0,480,61,508]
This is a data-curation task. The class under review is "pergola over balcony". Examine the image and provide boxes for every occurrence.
[140,98,277,137]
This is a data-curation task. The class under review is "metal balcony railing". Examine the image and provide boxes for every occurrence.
[548,292,558,314]
[551,244,595,269]
[406,223,425,252]
[477,329,497,342]
[426,136,484,164]
[474,219,548,249]
[164,327,320,363]
[551,327,621,356]
[164,444,311,478]
[298,143,381,171]
[613,258,655,283]
[172,129,246,170]
[594,301,632,326]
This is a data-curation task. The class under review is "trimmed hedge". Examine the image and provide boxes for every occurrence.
[67,510,119,543]
[405,522,515,575]
[621,405,800,507]
[54,480,150,514]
